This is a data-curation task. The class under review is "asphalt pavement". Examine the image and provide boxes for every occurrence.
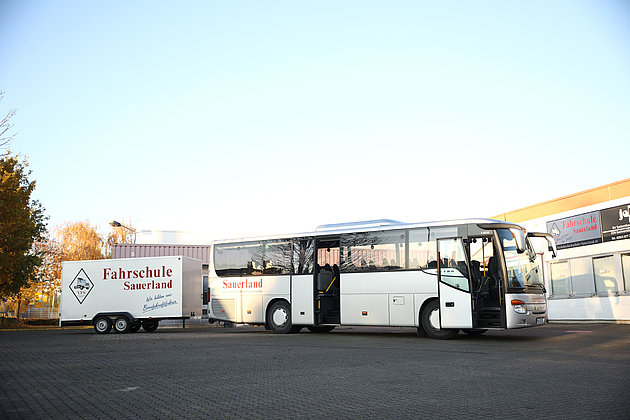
[1,323,629,419]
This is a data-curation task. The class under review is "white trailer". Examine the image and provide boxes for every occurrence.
[60,256,202,334]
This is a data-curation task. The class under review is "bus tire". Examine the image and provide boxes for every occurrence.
[462,329,487,336]
[421,300,458,340]
[307,326,335,333]
[268,301,293,334]
[142,320,159,333]
[94,316,112,334]
[113,316,130,333]
[130,322,142,333]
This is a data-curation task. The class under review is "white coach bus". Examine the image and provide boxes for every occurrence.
[208,219,556,339]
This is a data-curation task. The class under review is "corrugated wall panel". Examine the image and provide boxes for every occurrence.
[112,244,211,265]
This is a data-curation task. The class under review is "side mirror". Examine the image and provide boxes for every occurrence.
[509,228,527,254]
[527,232,558,258]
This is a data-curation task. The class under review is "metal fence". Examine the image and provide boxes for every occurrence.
[22,307,59,319]
[0,301,59,320]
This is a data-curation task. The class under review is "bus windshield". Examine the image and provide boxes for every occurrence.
[498,229,543,290]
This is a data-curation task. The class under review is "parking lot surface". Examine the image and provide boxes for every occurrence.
[1,323,629,419]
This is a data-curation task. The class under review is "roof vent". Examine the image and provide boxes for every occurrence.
[315,219,404,232]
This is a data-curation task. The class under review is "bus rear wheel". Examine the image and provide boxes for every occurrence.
[268,301,294,334]
[421,300,458,340]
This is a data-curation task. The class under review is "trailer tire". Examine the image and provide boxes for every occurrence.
[268,301,293,334]
[421,300,458,340]
[114,316,131,333]
[142,320,159,333]
[94,316,112,334]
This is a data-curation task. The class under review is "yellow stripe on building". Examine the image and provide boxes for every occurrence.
[492,178,630,223]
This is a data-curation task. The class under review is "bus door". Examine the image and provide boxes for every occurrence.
[291,238,315,325]
[467,236,506,329]
[437,238,473,329]
[314,238,341,325]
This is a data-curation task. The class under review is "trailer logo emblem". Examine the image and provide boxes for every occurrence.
[69,269,94,304]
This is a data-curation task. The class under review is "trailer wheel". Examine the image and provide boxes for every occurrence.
[268,301,293,334]
[94,316,112,334]
[421,300,458,340]
[114,316,131,333]
[142,320,159,333]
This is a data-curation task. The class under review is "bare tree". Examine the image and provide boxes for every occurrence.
[0,91,17,157]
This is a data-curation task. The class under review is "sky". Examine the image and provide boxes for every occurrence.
[1,1,629,243]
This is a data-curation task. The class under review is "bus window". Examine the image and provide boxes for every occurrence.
[214,241,263,277]
[292,238,314,274]
[263,240,292,275]
[409,228,435,269]
[469,238,495,279]
[438,238,469,291]
[340,230,406,272]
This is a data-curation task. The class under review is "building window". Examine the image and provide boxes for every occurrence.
[550,261,571,296]
[568,258,595,296]
[593,255,619,293]
[623,254,630,292]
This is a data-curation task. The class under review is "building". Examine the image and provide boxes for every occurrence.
[493,178,630,322]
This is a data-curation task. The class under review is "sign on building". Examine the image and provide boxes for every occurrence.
[546,211,602,250]
[601,203,630,242]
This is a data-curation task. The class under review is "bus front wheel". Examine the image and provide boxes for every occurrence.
[421,300,458,340]
[268,301,294,334]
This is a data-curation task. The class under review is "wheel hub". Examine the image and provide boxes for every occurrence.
[273,308,287,326]
[429,308,440,330]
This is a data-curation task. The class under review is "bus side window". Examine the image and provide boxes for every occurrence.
[409,228,436,269]
[292,239,314,275]
[263,240,291,275]
[340,230,406,272]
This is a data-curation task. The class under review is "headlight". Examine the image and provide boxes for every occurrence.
[511,299,528,314]
[513,305,527,314]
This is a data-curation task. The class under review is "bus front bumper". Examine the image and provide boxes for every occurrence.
[505,293,548,329]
